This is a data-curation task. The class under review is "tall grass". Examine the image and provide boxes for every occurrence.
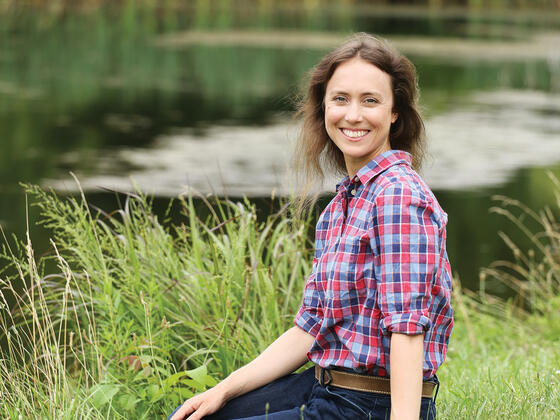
[0,179,559,419]
[482,179,560,320]
[0,183,313,418]
[438,175,560,419]
[438,279,560,419]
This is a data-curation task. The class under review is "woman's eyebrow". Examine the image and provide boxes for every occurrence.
[326,89,384,96]
[326,90,349,96]
[361,91,383,96]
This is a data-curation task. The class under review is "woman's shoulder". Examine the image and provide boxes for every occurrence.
[371,164,447,223]
[372,163,428,198]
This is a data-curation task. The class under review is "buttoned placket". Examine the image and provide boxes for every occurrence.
[337,188,348,234]
[340,175,359,225]
[346,175,360,211]
[349,175,359,197]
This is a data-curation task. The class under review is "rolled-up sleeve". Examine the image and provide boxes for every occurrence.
[294,257,323,337]
[370,182,442,336]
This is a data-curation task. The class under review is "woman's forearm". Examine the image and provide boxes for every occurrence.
[170,326,315,420]
[218,326,315,401]
[389,332,424,420]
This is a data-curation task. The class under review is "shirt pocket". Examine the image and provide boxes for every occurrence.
[324,231,372,319]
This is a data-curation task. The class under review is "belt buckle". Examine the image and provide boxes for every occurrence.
[320,367,332,386]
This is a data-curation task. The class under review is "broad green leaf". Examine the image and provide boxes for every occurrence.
[146,384,159,398]
[185,365,207,385]
[176,388,194,399]
[125,395,139,411]
[118,393,139,411]
[205,375,218,387]
[164,370,188,387]
[181,379,205,392]
[90,384,120,408]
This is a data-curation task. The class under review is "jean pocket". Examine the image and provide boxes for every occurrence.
[420,397,437,420]
[324,386,374,418]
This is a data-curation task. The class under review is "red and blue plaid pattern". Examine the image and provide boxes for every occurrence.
[294,150,453,380]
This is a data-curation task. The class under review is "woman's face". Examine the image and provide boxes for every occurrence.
[324,57,397,177]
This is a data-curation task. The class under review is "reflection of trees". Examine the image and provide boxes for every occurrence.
[4,1,560,36]
[1,0,559,289]
[5,0,559,13]
[438,166,560,295]
[0,4,557,187]
[0,4,557,190]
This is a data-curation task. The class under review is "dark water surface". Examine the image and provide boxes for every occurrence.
[1,3,560,295]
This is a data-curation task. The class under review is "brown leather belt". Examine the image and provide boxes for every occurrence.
[315,365,436,399]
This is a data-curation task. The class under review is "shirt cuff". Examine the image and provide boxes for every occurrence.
[379,312,431,336]
[294,308,321,337]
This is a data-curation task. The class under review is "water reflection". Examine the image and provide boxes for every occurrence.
[1,3,560,292]
[47,121,298,197]
[425,90,560,189]
[45,90,560,196]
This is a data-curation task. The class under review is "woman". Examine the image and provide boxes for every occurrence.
[170,33,453,420]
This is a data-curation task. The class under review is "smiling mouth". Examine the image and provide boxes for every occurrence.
[340,128,370,140]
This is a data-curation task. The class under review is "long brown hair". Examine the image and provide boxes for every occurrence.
[293,33,425,202]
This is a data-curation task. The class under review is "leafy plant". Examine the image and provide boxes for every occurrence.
[0,183,313,418]
[1,179,559,419]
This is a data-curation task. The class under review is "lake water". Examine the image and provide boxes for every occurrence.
[1,3,560,294]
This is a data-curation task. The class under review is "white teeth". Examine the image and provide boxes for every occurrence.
[342,129,368,138]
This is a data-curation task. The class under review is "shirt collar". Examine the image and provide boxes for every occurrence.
[336,150,412,191]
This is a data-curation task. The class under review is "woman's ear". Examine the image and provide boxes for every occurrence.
[391,113,398,123]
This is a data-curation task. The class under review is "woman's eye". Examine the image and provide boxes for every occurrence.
[364,97,379,104]
[333,96,346,102]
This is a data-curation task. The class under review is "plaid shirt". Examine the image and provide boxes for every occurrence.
[294,150,453,380]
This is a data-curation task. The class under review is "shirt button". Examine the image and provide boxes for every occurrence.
[350,188,356,196]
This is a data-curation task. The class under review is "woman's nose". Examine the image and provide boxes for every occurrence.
[344,102,363,123]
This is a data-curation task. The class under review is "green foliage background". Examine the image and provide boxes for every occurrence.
[1,182,559,419]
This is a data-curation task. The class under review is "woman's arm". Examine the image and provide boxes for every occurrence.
[170,326,315,420]
[389,332,424,420]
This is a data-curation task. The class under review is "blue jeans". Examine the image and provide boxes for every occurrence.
[168,367,437,419]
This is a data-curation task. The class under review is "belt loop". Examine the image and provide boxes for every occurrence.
[320,367,332,386]
[432,375,440,403]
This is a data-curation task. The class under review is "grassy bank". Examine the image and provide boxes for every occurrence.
[0,183,559,419]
